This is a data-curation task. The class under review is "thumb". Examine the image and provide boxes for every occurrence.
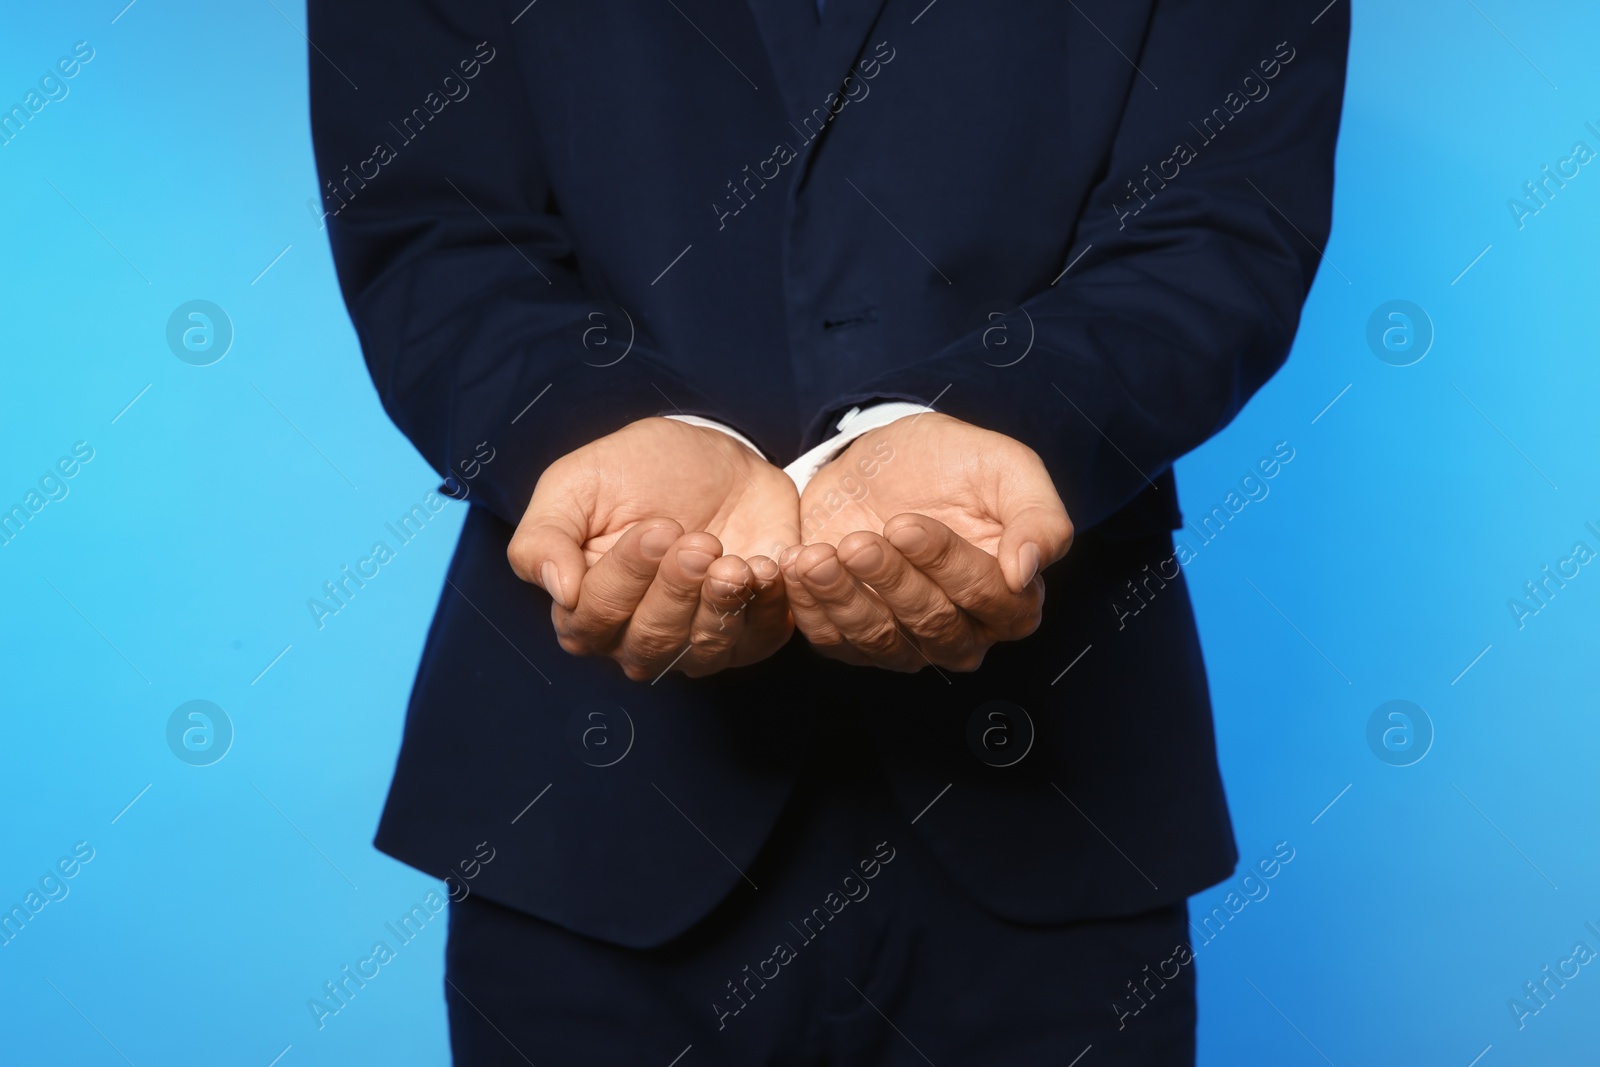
[996,499,1074,595]
[507,491,592,610]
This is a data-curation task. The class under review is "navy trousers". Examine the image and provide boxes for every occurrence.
[443,708,1197,1066]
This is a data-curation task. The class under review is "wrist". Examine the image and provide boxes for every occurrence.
[785,402,934,492]
[662,414,766,462]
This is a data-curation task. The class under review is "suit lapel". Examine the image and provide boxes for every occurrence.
[742,0,891,125]
[805,0,891,111]
[741,0,821,125]
[742,0,893,202]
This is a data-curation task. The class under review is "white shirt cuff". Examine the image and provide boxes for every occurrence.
[663,415,765,459]
[782,402,933,492]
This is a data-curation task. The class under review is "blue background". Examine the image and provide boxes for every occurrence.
[2,1,1596,1064]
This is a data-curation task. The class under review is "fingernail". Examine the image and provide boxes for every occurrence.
[805,556,842,585]
[887,523,928,555]
[1019,542,1041,586]
[778,545,802,570]
[710,578,744,599]
[541,561,566,608]
[843,542,884,574]
[752,558,780,581]
[678,548,715,578]
[640,526,678,560]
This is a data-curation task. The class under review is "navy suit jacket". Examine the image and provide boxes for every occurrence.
[309,0,1347,948]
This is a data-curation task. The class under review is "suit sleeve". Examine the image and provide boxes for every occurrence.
[827,1,1349,533]
[308,0,724,528]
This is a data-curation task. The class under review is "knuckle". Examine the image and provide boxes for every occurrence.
[997,593,1045,639]
[551,613,595,656]
[923,527,966,569]
[583,585,643,624]
[944,647,987,673]
[506,538,536,581]
[613,554,662,586]
[624,625,679,663]
[689,627,737,659]
[805,626,847,651]
[1009,609,1044,640]
[907,599,965,644]
[562,607,616,645]
[852,623,903,659]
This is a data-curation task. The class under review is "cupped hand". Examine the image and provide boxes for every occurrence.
[782,413,1073,672]
[507,417,798,679]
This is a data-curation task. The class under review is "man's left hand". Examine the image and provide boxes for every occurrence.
[781,413,1074,672]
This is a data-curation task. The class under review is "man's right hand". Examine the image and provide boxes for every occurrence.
[507,418,799,680]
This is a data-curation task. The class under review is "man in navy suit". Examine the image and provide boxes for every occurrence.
[310,0,1346,1062]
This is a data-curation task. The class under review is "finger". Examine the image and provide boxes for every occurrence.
[836,531,975,654]
[507,498,589,611]
[996,504,1074,593]
[797,543,923,672]
[780,544,867,665]
[618,532,726,679]
[555,518,682,655]
[884,514,1035,627]
[676,555,760,677]
[731,555,794,665]
[991,458,1074,591]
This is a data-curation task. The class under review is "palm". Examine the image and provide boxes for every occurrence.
[780,413,1074,673]
[800,416,1007,554]
[563,420,798,565]
[511,417,801,681]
